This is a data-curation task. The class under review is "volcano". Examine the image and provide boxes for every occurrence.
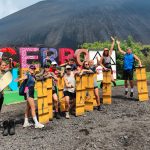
[0,0,150,48]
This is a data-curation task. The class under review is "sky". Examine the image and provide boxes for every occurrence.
[0,0,43,19]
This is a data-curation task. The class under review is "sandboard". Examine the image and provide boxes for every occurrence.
[37,80,50,124]
[85,74,94,111]
[102,70,112,104]
[46,78,53,120]
[58,77,66,112]
[0,71,12,92]
[135,67,149,101]
[75,75,85,116]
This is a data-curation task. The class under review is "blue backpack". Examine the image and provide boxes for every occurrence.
[19,74,30,96]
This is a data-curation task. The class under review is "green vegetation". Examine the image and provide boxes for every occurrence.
[81,36,150,79]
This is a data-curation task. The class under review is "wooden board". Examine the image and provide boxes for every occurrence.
[85,74,94,111]
[136,67,149,101]
[37,80,50,124]
[0,71,12,92]
[46,78,53,120]
[58,77,65,112]
[75,75,85,116]
[102,70,112,104]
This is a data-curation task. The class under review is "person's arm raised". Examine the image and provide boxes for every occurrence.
[109,36,115,56]
[116,40,126,55]
[134,54,142,67]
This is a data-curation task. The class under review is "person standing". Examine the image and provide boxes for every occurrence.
[116,40,142,97]
[99,37,116,88]
[0,58,15,136]
[63,65,76,119]
[16,65,44,128]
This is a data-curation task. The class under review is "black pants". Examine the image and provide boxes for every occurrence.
[0,93,4,112]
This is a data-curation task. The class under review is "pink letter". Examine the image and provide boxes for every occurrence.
[59,48,74,64]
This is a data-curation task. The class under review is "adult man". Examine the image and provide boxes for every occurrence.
[116,40,142,97]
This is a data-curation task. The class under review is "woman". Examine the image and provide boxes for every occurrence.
[99,37,116,88]
[0,59,16,136]
[81,61,101,111]
[0,59,13,112]
[16,65,44,128]
[63,65,76,119]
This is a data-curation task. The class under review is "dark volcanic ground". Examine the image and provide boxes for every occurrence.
[0,86,150,150]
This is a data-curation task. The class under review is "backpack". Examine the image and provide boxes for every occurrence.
[19,74,30,96]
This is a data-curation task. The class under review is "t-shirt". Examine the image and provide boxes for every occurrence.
[26,73,36,87]
[64,72,76,93]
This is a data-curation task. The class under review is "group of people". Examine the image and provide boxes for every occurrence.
[0,37,142,136]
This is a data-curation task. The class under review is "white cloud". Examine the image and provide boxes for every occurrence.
[0,0,43,19]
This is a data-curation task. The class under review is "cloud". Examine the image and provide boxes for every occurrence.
[0,0,42,19]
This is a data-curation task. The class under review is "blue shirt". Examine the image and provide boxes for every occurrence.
[123,53,134,70]
[26,73,35,87]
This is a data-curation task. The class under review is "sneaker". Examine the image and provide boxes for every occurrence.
[130,92,134,98]
[8,120,15,136]
[35,123,44,129]
[3,120,9,136]
[23,122,33,128]
[65,112,70,119]
[55,112,61,119]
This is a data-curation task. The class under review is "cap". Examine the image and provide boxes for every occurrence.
[29,65,36,70]
[51,61,57,65]
[66,65,72,69]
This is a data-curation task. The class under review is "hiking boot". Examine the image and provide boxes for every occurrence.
[23,122,33,128]
[8,120,15,136]
[97,105,104,111]
[65,112,70,119]
[35,123,44,129]
[3,120,9,136]
[55,112,61,119]
[130,92,134,98]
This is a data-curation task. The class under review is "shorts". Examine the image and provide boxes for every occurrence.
[123,70,134,80]
[94,77,98,88]
[63,91,76,100]
[24,86,34,100]
[52,86,58,94]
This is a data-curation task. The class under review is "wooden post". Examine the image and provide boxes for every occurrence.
[102,70,112,104]
[136,67,149,101]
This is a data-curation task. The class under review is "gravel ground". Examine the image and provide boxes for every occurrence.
[0,86,150,150]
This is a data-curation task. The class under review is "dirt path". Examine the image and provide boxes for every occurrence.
[0,86,150,150]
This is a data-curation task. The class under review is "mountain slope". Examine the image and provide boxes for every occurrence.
[0,0,150,48]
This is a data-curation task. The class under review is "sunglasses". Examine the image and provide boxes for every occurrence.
[66,68,71,70]
[85,64,89,66]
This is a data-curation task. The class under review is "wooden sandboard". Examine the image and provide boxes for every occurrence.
[0,71,12,92]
